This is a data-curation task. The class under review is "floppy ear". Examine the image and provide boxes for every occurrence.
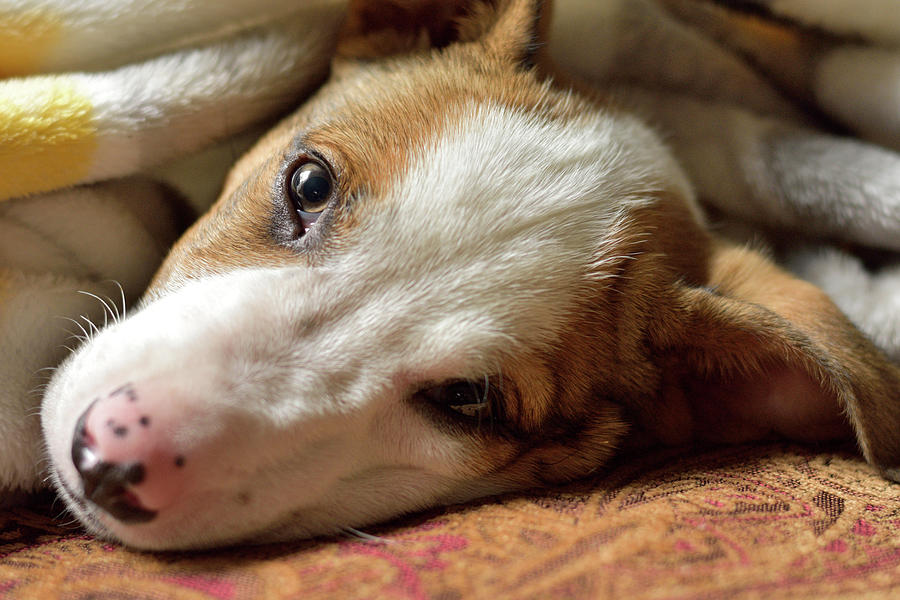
[645,240,900,480]
[338,0,550,64]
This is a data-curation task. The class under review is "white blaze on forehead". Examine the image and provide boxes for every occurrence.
[323,101,698,375]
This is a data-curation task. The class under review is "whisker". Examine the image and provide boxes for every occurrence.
[80,314,101,337]
[25,394,46,406]
[113,281,127,320]
[78,290,117,326]
[56,316,90,342]
[341,527,395,545]
[99,293,119,324]
[101,288,122,322]
[62,330,87,345]
[57,517,82,530]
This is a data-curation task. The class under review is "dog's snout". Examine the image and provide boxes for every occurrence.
[69,382,192,524]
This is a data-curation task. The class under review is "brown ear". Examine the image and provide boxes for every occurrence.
[457,0,551,68]
[645,241,900,480]
[338,0,550,64]
[339,0,471,57]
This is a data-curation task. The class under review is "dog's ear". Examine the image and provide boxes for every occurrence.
[643,241,900,479]
[456,0,551,68]
[338,0,550,64]
[339,0,471,57]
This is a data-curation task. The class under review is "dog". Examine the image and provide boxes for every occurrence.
[40,0,900,550]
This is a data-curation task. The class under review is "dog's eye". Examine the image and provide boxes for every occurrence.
[417,379,495,420]
[289,162,333,215]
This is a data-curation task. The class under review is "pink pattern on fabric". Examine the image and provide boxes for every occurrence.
[697,470,814,522]
[852,519,877,537]
[0,579,19,598]
[824,540,848,553]
[161,574,237,599]
[683,517,750,566]
[340,532,468,600]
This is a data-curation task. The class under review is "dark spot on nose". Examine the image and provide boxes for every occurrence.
[174,456,186,468]
[139,416,150,427]
[236,492,251,506]
[113,425,128,437]
[110,383,138,402]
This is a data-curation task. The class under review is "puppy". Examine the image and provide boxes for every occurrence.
[41,0,900,550]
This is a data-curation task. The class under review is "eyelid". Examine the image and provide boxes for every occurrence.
[298,210,320,233]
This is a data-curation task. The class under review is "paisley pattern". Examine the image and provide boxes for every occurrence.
[3,443,900,599]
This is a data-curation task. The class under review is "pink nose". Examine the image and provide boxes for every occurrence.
[71,382,188,523]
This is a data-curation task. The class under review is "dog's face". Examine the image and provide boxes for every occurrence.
[41,0,900,550]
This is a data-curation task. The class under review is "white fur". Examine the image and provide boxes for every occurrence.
[42,102,696,549]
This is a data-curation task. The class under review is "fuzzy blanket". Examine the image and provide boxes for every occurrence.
[1,0,900,548]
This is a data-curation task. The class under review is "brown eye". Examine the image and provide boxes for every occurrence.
[289,162,333,214]
[417,378,500,421]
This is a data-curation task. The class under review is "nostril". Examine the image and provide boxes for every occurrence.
[77,461,157,523]
[71,403,158,524]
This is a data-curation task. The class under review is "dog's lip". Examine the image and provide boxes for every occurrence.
[55,473,107,532]
[57,469,159,532]
[89,488,158,524]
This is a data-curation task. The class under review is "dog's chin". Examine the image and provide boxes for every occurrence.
[51,482,434,551]
[51,477,320,551]
[49,451,509,550]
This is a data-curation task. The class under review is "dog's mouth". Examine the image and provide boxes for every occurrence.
[55,474,109,534]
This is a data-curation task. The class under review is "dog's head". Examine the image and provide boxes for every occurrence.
[42,0,899,550]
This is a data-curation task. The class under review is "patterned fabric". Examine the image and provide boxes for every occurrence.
[3,443,900,599]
